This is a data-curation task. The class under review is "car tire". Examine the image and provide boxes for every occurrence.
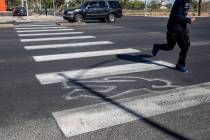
[74,14,83,22]
[99,18,106,22]
[107,14,116,23]
[68,19,73,22]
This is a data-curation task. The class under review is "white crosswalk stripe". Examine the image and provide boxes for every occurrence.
[18,32,83,37]
[15,27,66,30]
[35,61,175,85]
[16,24,56,27]
[20,36,96,42]
[52,82,210,137]
[33,48,140,62]
[16,28,75,33]
[24,41,113,50]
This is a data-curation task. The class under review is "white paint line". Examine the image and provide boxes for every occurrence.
[18,32,83,37]
[191,41,210,46]
[35,61,175,85]
[52,82,210,137]
[61,76,180,100]
[33,48,140,62]
[16,24,56,27]
[79,26,123,30]
[24,41,113,50]
[21,36,96,42]
[16,29,75,33]
[15,27,66,30]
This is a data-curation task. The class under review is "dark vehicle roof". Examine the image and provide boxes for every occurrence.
[84,0,120,1]
[15,6,26,10]
[79,0,121,8]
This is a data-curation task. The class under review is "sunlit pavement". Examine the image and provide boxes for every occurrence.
[0,16,210,140]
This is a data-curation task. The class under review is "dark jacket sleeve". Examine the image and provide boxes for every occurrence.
[175,14,191,24]
[172,0,191,24]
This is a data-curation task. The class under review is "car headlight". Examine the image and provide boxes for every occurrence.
[67,11,74,14]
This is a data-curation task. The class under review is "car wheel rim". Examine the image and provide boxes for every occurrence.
[109,15,115,22]
[76,15,83,22]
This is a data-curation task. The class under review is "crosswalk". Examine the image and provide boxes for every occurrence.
[15,23,176,137]
[15,23,210,138]
[16,24,175,86]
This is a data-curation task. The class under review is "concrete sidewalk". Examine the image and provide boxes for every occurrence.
[0,15,63,23]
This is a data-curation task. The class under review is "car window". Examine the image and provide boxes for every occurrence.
[16,7,25,10]
[108,1,121,8]
[88,1,98,8]
[80,1,89,8]
[99,1,108,8]
[15,7,20,10]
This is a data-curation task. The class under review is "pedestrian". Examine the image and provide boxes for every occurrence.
[152,0,196,72]
[45,5,48,16]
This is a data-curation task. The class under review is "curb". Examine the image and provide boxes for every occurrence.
[0,23,14,28]
[0,20,31,24]
[56,21,86,26]
[0,21,15,24]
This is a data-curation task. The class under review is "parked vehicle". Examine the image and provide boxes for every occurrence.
[13,6,27,16]
[63,0,122,22]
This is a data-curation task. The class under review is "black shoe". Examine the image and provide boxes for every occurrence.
[152,44,159,56]
[176,64,188,73]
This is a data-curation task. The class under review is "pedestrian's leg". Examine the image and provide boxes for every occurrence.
[152,32,177,56]
[175,32,190,72]
[177,32,190,66]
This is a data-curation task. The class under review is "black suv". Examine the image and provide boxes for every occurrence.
[13,6,27,16]
[63,0,122,22]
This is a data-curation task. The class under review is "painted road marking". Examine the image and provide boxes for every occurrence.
[52,82,210,137]
[78,26,123,30]
[24,41,113,50]
[20,36,96,42]
[16,29,75,33]
[33,48,140,62]
[16,24,56,27]
[35,61,175,85]
[15,27,66,30]
[191,41,210,46]
[18,32,83,37]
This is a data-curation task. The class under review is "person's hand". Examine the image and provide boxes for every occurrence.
[191,17,196,23]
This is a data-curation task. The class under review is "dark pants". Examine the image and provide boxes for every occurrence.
[157,31,190,65]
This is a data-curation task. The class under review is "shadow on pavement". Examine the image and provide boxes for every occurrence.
[58,53,190,139]
[58,66,191,140]
[117,53,176,70]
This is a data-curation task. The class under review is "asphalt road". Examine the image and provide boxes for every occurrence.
[0,16,210,140]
